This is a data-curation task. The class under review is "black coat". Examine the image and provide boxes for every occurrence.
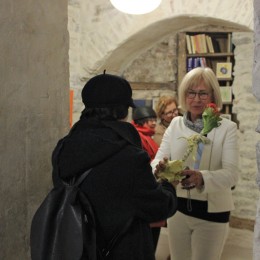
[52,117,177,260]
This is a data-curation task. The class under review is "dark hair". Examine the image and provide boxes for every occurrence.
[80,105,129,120]
[134,118,152,126]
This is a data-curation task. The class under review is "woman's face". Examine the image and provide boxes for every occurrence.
[161,102,178,123]
[185,81,213,122]
[144,118,157,130]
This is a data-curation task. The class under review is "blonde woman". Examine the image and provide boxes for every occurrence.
[151,67,239,260]
[154,96,179,146]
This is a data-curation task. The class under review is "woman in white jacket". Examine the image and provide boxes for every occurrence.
[151,67,239,260]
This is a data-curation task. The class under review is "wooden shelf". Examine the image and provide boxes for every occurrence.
[187,53,234,58]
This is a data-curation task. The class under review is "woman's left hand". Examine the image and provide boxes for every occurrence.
[181,169,204,189]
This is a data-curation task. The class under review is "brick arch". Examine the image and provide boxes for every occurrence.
[97,15,252,74]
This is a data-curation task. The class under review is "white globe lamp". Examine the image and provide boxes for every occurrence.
[110,0,162,15]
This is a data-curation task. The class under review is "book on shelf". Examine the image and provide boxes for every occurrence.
[211,37,221,52]
[187,57,208,71]
[206,35,214,53]
[186,32,232,54]
[199,57,207,67]
[216,62,232,79]
[186,35,192,54]
[220,86,232,104]
[187,57,193,71]
[217,37,228,52]
[199,34,207,53]
[194,35,201,53]
[190,35,196,54]
[187,34,208,54]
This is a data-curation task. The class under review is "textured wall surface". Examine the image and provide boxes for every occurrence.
[0,0,69,259]
[232,32,260,220]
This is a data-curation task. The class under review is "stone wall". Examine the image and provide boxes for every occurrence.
[124,34,179,106]
[232,32,260,222]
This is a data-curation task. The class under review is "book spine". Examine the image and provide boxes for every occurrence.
[186,35,192,54]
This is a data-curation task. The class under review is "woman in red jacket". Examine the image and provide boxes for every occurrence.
[131,106,158,161]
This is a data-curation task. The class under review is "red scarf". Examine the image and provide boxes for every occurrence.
[131,121,159,160]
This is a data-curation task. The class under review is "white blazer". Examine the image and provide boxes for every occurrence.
[151,116,239,213]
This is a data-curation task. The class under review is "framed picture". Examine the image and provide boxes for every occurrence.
[220,86,232,104]
[216,62,232,79]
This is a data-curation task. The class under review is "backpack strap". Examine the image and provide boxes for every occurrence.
[75,168,93,186]
[100,218,134,258]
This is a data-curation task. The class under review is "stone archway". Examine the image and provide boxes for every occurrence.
[99,16,251,74]
[69,0,253,82]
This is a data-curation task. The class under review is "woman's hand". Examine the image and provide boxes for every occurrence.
[154,157,179,188]
[181,169,204,189]
[154,157,169,178]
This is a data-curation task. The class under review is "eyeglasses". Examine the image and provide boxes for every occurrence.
[186,91,210,100]
[163,109,178,117]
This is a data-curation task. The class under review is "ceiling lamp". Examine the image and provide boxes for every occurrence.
[110,0,162,15]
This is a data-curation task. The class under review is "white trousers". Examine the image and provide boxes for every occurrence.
[167,211,229,260]
[254,198,260,260]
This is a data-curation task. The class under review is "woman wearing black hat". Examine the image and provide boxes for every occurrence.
[131,106,159,161]
[51,72,178,260]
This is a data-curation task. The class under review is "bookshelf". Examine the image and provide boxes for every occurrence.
[177,31,235,119]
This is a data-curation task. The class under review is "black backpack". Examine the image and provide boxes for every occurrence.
[30,168,98,260]
[30,134,133,260]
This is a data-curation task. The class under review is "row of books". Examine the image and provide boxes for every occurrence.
[186,34,222,54]
[187,57,233,79]
[187,57,208,71]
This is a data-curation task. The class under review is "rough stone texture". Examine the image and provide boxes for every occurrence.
[0,0,69,259]
[69,0,259,227]
[253,0,260,100]
[123,34,178,84]
[231,32,260,220]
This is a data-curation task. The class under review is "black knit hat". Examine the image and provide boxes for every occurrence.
[132,107,157,120]
[82,71,135,108]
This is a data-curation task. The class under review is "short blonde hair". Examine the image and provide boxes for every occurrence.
[178,67,223,112]
[155,96,178,119]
